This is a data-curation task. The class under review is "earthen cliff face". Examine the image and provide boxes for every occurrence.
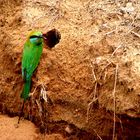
[0,0,140,139]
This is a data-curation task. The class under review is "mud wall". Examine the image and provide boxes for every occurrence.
[0,0,140,139]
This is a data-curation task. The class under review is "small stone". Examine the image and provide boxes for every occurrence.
[14,123,19,128]
[126,2,134,13]
[120,2,134,13]
[65,125,73,134]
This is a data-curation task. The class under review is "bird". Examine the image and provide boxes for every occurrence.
[18,29,61,124]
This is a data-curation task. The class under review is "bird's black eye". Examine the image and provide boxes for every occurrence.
[30,35,41,39]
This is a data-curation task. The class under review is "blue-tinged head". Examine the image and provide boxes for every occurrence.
[28,31,43,45]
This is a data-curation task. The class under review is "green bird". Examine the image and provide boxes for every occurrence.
[18,31,44,123]
[21,31,43,100]
[18,29,61,123]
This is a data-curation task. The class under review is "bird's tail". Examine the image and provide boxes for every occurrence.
[21,79,31,101]
[18,100,25,124]
[18,80,31,124]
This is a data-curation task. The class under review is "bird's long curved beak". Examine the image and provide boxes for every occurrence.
[42,34,47,40]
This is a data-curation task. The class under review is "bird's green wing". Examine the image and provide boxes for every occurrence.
[22,40,43,80]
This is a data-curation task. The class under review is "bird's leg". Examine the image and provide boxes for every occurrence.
[18,100,25,124]
[28,86,37,121]
[28,96,34,122]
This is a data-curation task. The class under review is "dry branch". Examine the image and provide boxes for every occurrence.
[112,64,118,140]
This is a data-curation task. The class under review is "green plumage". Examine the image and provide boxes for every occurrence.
[21,31,43,101]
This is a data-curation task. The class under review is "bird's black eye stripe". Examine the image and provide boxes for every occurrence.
[30,35,42,39]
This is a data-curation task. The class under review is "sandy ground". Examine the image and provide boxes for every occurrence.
[0,0,140,139]
[0,114,39,140]
[0,114,65,140]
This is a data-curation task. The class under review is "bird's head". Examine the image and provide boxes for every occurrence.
[28,31,43,45]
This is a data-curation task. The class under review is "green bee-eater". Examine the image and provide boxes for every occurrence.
[18,31,44,123]
[18,29,61,123]
[21,31,43,101]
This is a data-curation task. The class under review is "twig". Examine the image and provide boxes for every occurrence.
[36,99,44,123]
[116,115,123,131]
[40,84,48,103]
[29,12,60,30]
[86,82,98,123]
[93,129,103,140]
[36,100,42,113]
[90,60,97,81]
[100,43,122,78]
[111,45,122,56]
[105,29,116,35]
[131,31,140,38]
[86,58,98,122]
[112,64,118,140]
[29,86,37,97]
[100,62,112,78]
[45,14,60,29]
[103,70,107,81]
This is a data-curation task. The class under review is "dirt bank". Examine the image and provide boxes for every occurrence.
[0,0,140,139]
